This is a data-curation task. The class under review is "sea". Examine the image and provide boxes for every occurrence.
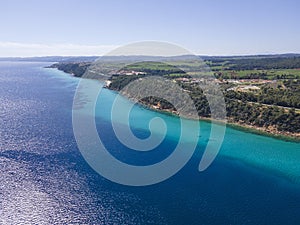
[0,61,300,224]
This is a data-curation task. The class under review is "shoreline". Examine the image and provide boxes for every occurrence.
[49,66,300,142]
[225,121,300,143]
[122,92,300,143]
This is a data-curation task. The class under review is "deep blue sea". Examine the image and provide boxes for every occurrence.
[1,61,300,224]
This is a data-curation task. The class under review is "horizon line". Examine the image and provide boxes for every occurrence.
[0,52,300,59]
[0,42,300,58]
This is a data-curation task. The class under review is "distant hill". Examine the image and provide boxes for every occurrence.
[0,56,99,62]
[1,53,300,63]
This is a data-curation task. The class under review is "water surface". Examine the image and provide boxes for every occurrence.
[1,61,300,224]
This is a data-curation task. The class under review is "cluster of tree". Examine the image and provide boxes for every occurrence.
[226,101,300,133]
[48,62,90,77]
[283,79,300,91]
[223,56,300,70]
[109,75,143,90]
[258,86,300,108]
[140,96,175,111]
[109,66,189,91]
[214,72,269,80]
[224,82,300,109]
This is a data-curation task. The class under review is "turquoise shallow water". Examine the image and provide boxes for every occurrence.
[88,78,300,184]
[221,128,300,183]
[1,61,300,224]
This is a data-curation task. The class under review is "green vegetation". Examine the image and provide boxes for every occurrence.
[222,56,300,70]
[225,80,300,108]
[49,54,300,138]
[213,69,300,80]
[48,62,90,77]
[208,55,300,79]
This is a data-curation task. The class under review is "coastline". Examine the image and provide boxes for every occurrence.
[225,121,300,143]
[49,66,300,142]
[121,92,300,143]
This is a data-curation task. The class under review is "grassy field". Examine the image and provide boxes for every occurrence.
[125,61,178,70]
[122,61,300,79]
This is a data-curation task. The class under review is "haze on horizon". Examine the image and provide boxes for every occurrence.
[1,0,299,57]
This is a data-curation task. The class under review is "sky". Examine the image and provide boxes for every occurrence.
[0,0,300,57]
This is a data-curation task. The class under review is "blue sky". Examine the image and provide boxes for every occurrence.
[1,0,300,56]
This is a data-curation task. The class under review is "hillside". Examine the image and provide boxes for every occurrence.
[49,55,300,140]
